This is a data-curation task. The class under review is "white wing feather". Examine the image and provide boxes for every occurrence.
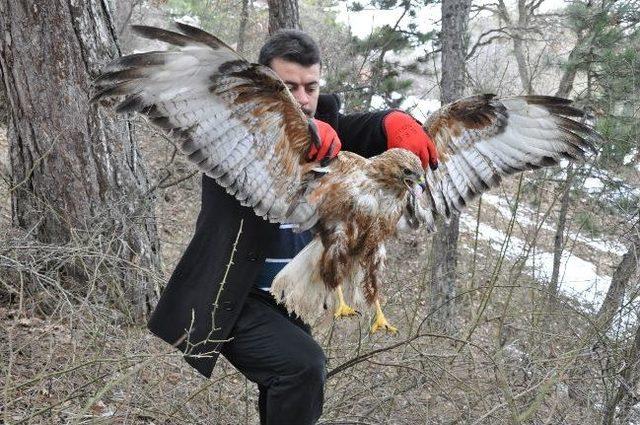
[94,23,320,228]
[410,95,600,230]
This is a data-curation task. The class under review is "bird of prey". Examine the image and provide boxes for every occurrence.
[93,23,600,333]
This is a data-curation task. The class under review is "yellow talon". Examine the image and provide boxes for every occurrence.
[334,286,358,318]
[371,300,398,334]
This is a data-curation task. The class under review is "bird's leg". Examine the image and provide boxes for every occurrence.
[320,230,358,319]
[371,298,398,334]
[334,286,358,318]
[360,242,396,334]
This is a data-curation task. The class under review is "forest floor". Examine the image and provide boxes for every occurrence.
[1,123,639,424]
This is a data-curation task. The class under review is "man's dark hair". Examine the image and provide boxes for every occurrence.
[258,29,321,68]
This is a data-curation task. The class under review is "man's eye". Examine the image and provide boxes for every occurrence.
[306,85,319,93]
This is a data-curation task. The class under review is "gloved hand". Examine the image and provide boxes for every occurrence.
[383,110,439,170]
[307,118,342,165]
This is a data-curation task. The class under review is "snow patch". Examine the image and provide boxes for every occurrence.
[400,96,440,123]
[459,212,611,307]
[481,193,628,256]
[176,15,201,27]
[584,176,605,193]
[623,148,637,165]
[370,95,386,109]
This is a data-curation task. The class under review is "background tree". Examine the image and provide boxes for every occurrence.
[0,0,161,320]
[267,0,300,33]
[549,0,640,303]
[237,0,251,54]
[427,0,471,328]
[597,219,639,330]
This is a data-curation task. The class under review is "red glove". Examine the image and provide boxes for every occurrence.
[307,118,342,164]
[383,111,439,170]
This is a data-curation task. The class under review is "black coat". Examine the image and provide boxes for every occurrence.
[148,94,392,378]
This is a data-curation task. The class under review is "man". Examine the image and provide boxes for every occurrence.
[148,29,438,424]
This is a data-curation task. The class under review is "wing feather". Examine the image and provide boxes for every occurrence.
[416,95,601,229]
[93,23,320,226]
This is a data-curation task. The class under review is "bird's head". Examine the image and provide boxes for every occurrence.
[371,148,426,197]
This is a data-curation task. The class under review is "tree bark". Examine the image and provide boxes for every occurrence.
[440,0,470,104]
[512,35,533,94]
[555,38,585,98]
[596,221,639,328]
[267,0,300,34]
[495,0,534,95]
[237,0,251,54]
[111,0,138,36]
[548,165,575,302]
[428,0,471,328]
[0,0,161,321]
[514,0,534,94]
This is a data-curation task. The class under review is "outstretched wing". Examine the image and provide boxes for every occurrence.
[93,23,321,228]
[415,94,601,229]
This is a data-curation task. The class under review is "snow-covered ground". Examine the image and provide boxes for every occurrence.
[624,148,640,172]
[459,185,638,310]
[481,193,629,256]
[459,211,612,308]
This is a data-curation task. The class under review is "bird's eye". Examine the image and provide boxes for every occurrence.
[402,168,413,175]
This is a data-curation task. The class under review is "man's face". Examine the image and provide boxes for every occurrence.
[270,57,321,117]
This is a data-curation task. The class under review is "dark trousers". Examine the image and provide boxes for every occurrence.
[222,289,326,425]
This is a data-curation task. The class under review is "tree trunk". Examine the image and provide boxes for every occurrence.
[547,29,591,306]
[428,0,471,328]
[440,0,470,103]
[267,0,300,34]
[237,0,251,54]
[111,0,137,36]
[555,28,599,98]
[596,222,639,328]
[513,0,533,94]
[0,0,161,321]
[555,39,584,98]
[513,35,533,95]
[110,0,143,53]
[548,165,574,302]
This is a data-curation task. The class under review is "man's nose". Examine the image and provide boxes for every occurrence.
[292,87,309,106]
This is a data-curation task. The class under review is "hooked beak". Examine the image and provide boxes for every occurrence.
[417,174,426,191]
[403,174,427,194]
[404,174,427,193]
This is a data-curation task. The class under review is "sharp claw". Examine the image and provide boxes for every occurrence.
[371,322,398,334]
[334,303,359,319]
[334,287,358,319]
[371,299,398,334]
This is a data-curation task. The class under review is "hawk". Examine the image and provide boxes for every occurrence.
[93,23,600,333]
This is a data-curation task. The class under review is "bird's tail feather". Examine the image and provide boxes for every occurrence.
[271,237,368,326]
[271,237,330,325]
